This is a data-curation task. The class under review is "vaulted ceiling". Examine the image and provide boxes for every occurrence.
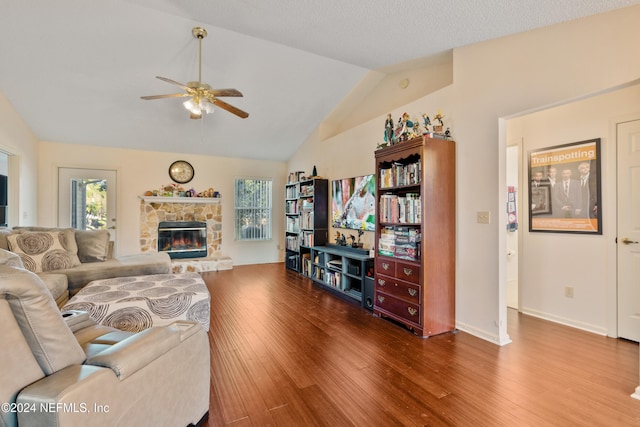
[1,1,638,161]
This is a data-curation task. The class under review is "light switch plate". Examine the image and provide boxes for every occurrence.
[477,211,490,224]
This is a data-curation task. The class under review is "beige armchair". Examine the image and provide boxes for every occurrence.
[0,264,209,427]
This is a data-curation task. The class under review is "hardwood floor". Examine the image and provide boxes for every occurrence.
[200,263,639,426]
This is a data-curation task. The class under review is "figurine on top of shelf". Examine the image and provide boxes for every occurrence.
[422,114,431,133]
[433,110,445,133]
[335,231,347,246]
[355,229,364,248]
[410,116,422,138]
[384,113,394,145]
[444,128,451,139]
[310,165,323,178]
[394,116,404,142]
[394,112,415,143]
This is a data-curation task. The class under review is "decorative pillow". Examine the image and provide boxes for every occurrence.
[7,230,81,273]
[75,230,110,262]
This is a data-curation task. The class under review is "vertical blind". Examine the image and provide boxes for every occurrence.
[234,178,272,240]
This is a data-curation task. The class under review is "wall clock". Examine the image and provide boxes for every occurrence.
[168,160,194,184]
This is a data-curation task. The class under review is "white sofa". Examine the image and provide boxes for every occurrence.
[0,227,171,307]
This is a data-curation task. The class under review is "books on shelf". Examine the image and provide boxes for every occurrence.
[287,171,305,184]
[286,216,300,233]
[286,234,300,251]
[301,253,312,276]
[379,160,421,188]
[302,230,314,247]
[286,200,299,214]
[286,185,299,199]
[379,193,421,223]
[301,210,314,229]
[324,270,341,288]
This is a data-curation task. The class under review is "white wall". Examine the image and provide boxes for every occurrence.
[37,141,287,265]
[509,84,640,334]
[289,6,640,344]
[0,91,38,225]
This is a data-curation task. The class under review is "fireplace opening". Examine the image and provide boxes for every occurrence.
[158,221,207,259]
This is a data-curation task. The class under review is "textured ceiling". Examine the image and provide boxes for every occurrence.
[1,0,638,161]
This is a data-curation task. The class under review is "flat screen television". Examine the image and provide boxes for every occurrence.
[331,174,376,231]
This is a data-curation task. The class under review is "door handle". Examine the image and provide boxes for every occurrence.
[621,237,638,245]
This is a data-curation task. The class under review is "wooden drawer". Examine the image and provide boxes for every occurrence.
[376,257,395,276]
[375,274,420,304]
[375,291,421,325]
[396,260,420,284]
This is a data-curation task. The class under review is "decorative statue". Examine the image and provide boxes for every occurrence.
[384,113,394,145]
[433,110,445,132]
[422,113,431,132]
[394,117,404,142]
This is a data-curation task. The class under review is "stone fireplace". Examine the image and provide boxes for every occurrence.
[158,221,208,259]
[139,197,230,272]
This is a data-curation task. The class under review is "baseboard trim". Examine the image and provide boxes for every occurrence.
[520,307,607,336]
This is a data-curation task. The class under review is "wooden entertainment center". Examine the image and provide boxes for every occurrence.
[285,134,455,336]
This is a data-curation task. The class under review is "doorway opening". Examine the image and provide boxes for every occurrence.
[502,82,640,340]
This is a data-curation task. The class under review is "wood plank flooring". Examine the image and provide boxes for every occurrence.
[200,263,639,426]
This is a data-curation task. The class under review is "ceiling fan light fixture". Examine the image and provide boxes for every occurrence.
[183,98,201,115]
[200,100,214,114]
[183,97,214,117]
[141,27,248,119]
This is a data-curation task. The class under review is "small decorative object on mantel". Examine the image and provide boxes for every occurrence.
[143,183,220,198]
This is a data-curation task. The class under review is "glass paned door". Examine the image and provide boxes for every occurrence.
[58,168,117,243]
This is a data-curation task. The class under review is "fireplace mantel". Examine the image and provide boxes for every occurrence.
[139,196,221,204]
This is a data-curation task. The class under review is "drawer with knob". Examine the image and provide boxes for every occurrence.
[396,260,420,284]
[374,275,421,304]
[375,291,421,325]
[375,257,396,276]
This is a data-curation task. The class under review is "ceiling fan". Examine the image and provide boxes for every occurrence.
[141,27,249,120]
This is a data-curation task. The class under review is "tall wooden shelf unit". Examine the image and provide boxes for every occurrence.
[373,135,456,337]
[285,177,328,272]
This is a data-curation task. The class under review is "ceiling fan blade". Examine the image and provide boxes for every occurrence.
[210,88,243,97]
[140,93,190,100]
[212,98,249,119]
[155,76,190,91]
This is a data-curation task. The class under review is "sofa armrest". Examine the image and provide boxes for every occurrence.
[17,365,117,427]
[62,310,97,332]
[85,321,202,380]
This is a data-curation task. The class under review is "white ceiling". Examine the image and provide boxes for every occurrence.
[1,0,638,161]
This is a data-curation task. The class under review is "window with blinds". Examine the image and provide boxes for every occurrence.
[234,178,272,241]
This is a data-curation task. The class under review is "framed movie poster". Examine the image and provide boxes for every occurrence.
[528,138,602,234]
